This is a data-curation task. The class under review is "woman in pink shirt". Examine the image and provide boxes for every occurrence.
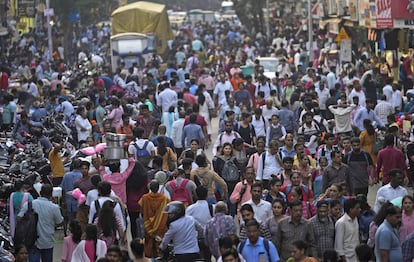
[400,195,414,242]
[99,157,136,204]
[62,220,82,262]
[106,98,124,129]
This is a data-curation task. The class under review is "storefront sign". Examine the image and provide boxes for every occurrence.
[375,0,393,28]
[17,0,36,17]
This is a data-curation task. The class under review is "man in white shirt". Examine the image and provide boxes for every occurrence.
[390,84,403,111]
[171,111,186,157]
[261,99,279,122]
[374,169,408,212]
[382,78,393,102]
[213,73,232,107]
[374,95,394,124]
[327,67,337,90]
[315,80,330,119]
[212,121,241,155]
[255,76,274,98]
[157,82,177,113]
[251,108,268,137]
[256,140,283,189]
[242,182,272,223]
[335,198,360,262]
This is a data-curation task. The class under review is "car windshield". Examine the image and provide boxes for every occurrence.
[259,60,279,72]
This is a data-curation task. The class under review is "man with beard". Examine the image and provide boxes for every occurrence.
[344,137,374,196]
[309,201,335,260]
[276,200,316,261]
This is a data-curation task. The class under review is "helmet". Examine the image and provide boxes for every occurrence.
[163,201,185,224]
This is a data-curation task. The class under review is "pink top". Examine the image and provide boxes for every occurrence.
[367,221,378,248]
[61,235,79,262]
[85,240,96,262]
[107,107,124,128]
[247,153,260,173]
[285,201,316,219]
[400,211,414,242]
[100,157,135,203]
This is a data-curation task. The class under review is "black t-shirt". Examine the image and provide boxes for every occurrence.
[236,123,255,145]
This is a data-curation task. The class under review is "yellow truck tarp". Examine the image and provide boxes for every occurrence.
[111,1,174,55]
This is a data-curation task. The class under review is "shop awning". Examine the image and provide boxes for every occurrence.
[319,18,342,29]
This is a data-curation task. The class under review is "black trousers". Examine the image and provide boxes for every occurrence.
[174,253,200,262]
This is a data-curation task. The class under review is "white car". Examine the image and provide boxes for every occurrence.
[257,57,280,80]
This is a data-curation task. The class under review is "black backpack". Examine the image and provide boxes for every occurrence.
[14,201,38,248]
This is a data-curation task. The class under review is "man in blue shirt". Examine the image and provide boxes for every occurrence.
[60,159,83,221]
[375,205,403,262]
[354,98,385,132]
[238,219,280,262]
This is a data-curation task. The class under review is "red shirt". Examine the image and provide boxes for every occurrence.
[281,184,314,202]
[0,72,8,91]
[183,93,197,106]
[376,146,407,184]
[184,115,207,127]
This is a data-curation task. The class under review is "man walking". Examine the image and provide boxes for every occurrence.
[375,205,402,262]
[344,137,374,196]
[309,200,335,260]
[18,184,64,262]
[335,198,361,262]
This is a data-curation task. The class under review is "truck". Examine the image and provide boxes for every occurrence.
[110,1,174,71]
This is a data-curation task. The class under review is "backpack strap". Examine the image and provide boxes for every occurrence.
[170,180,177,190]
[219,133,223,145]
[208,203,213,217]
[262,116,266,134]
[263,239,271,262]
[262,152,266,174]
[238,240,246,254]
[94,199,101,219]
[21,192,29,208]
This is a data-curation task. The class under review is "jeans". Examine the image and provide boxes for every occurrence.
[29,246,53,262]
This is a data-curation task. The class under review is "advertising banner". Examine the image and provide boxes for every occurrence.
[392,0,414,18]
[375,0,393,28]
[17,0,36,17]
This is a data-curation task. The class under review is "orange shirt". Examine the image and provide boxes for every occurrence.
[230,76,244,91]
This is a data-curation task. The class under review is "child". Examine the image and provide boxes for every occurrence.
[287,186,315,219]
[266,114,287,146]
[61,220,82,262]
[263,177,286,203]
[92,124,103,143]
[311,156,328,199]
[255,91,266,108]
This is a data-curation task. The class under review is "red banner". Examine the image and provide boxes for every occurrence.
[392,0,414,18]
[376,0,393,28]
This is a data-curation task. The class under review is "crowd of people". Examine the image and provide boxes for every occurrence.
[2,8,414,262]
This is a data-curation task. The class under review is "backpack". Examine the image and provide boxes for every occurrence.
[313,118,327,133]
[14,201,38,248]
[133,141,152,167]
[238,239,271,262]
[170,179,192,205]
[220,157,240,182]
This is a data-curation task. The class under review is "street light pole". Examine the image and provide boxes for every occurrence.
[308,0,314,62]
[266,0,270,38]
[46,0,53,62]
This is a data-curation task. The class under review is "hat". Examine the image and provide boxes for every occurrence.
[154,171,168,185]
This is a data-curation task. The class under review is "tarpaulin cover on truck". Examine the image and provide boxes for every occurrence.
[111,1,174,55]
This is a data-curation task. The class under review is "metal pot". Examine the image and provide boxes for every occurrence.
[104,147,125,160]
[105,133,127,147]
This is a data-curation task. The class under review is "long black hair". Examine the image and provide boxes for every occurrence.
[70,219,82,244]
[157,136,168,156]
[197,85,206,105]
[97,201,118,237]
[126,161,149,192]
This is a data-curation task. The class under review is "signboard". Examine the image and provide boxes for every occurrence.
[375,0,393,28]
[335,27,350,43]
[17,0,36,17]
[340,39,352,62]
[392,0,414,18]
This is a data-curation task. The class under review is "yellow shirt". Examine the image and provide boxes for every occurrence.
[293,154,317,168]
[49,148,65,178]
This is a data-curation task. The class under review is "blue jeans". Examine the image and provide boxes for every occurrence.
[29,246,53,262]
